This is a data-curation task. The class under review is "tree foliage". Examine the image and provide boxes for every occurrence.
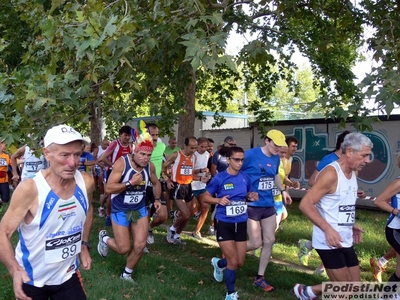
[0,0,398,146]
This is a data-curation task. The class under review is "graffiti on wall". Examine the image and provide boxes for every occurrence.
[285,126,392,190]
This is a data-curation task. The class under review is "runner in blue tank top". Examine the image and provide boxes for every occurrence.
[203,147,258,300]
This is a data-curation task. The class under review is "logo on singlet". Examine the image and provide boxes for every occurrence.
[223,183,234,190]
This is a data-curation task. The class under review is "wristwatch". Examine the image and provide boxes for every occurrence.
[82,241,91,250]
[125,181,132,188]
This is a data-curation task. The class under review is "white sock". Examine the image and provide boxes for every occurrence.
[103,236,110,244]
[307,286,317,298]
[123,267,133,276]
[305,240,313,250]
[170,225,177,232]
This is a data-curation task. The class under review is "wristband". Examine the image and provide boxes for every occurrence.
[154,198,161,202]
[82,241,91,250]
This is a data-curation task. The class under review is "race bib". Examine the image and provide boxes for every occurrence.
[226,201,247,217]
[338,205,355,226]
[272,188,280,196]
[124,191,144,204]
[45,232,82,264]
[26,161,43,172]
[258,177,274,191]
[180,166,193,175]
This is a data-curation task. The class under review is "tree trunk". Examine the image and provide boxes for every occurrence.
[177,68,196,147]
[89,100,103,147]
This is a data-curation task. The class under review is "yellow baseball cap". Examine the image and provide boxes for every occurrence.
[266,129,287,147]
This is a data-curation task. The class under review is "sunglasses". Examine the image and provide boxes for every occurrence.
[227,143,236,146]
[229,157,244,162]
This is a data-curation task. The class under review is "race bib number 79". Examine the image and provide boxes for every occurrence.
[338,205,355,226]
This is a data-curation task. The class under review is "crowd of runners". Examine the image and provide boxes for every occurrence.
[0,122,399,300]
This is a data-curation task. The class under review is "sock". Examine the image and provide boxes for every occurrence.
[148,229,153,233]
[305,240,313,250]
[256,275,263,280]
[224,268,236,294]
[379,256,388,267]
[217,258,227,269]
[170,225,177,232]
[306,286,317,298]
[102,236,110,244]
[123,267,133,277]
[173,233,180,239]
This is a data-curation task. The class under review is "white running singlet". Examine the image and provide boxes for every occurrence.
[20,146,45,181]
[15,171,89,287]
[191,151,210,191]
[312,161,358,249]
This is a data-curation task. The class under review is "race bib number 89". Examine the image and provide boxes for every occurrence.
[45,232,82,264]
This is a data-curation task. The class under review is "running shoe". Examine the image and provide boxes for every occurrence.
[147,230,155,244]
[293,283,316,300]
[98,207,105,217]
[208,225,215,235]
[225,291,239,300]
[166,228,176,244]
[297,239,312,266]
[313,267,328,279]
[370,258,386,283]
[169,210,175,219]
[120,273,138,285]
[97,230,109,257]
[143,246,149,253]
[253,276,274,292]
[211,257,224,282]
[172,237,186,245]
[191,232,202,240]
[193,211,201,220]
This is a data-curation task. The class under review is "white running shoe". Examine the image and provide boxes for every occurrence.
[147,230,155,244]
[166,228,175,244]
[97,230,109,257]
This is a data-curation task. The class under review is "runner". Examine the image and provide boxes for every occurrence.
[204,147,258,300]
[146,123,168,247]
[241,129,292,292]
[163,136,198,245]
[191,137,211,239]
[0,124,94,300]
[97,131,161,283]
[0,140,13,211]
[294,132,373,299]
[97,126,132,225]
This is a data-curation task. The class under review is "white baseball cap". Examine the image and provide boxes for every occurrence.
[44,125,88,147]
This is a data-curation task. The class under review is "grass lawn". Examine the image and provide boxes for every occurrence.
[0,198,394,300]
